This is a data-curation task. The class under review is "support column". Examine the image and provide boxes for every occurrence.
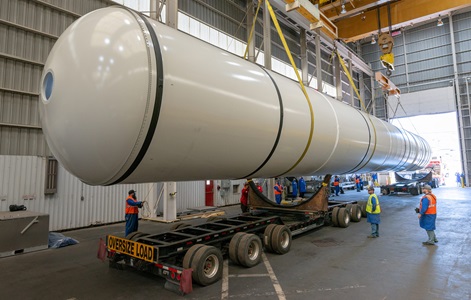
[166,0,178,29]
[263,0,272,70]
[246,0,256,63]
[334,54,342,101]
[150,0,158,21]
[449,12,469,186]
[300,29,308,85]
[370,66,376,117]
[315,29,323,92]
[348,52,354,107]
[402,29,410,93]
[162,182,178,222]
[357,42,365,112]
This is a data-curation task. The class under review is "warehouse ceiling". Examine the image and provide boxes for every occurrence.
[312,0,471,42]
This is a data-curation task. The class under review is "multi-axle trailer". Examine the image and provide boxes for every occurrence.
[106,176,365,295]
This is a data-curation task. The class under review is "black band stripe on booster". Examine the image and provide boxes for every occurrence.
[109,13,163,185]
[344,111,372,174]
[239,67,284,179]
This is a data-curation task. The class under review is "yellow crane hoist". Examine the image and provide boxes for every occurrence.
[378,32,394,76]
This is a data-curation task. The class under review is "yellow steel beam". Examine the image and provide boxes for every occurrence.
[335,0,471,42]
[375,71,400,98]
[284,0,338,39]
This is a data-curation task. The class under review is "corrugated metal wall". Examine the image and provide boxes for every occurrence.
[0,0,110,156]
[361,11,471,100]
[0,155,206,231]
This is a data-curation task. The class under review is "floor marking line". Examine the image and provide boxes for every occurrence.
[221,259,229,300]
[228,274,271,278]
[262,252,286,300]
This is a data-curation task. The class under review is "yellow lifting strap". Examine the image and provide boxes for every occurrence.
[243,0,262,60]
[265,0,315,176]
[334,49,378,167]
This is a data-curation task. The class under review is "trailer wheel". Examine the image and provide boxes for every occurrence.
[263,224,278,252]
[410,185,419,196]
[270,225,292,254]
[237,234,263,267]
[331,207,340,227]
[382,188,390,195]
[229,232,246,265]
[190,245,223,286]
[351,204,362,222]
[338,208,350,228]
[170,223,191,230]
[183,244,206,269]
[345,204,353,217]
[126,231,147,241]
[358,201,367,217]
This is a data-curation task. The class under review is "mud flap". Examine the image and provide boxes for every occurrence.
[97,238,107,261]
[180,268,193,294]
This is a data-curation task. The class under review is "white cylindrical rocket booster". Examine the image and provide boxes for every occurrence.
[39,7,431,185]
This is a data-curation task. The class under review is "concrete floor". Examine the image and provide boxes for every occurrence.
[0,186,470,300]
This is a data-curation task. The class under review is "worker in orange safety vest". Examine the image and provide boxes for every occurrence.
[417,185,438,245]
[333,175,340,196]
[274,181,283,204]
[125,189,145,237]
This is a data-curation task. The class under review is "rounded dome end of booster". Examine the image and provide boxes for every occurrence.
[39,8,156,185]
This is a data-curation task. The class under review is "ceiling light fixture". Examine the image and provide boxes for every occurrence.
[437,15,444,27]
[371,35,376,44]
[340,3,347,14]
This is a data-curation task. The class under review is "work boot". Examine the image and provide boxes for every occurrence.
[422,241,435,245]
[367,235,377,238]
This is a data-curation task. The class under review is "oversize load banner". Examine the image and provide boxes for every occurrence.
[107,235,156,263]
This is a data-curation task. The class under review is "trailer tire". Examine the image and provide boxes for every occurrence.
[237,234,263,267]
[126,231,147,241]
[351,204,362,222]
[331,207,340,227]
[410,185,419,196]
[263,224,278,252]
[229,232,246,265]
[190,245,223,286]
[382,188,390,195]
[345,204,353,217]
[183,244,206,269]
[338,208,350,228]
[271,225,292,254]
[357,201,367,217]
[170,223,191,230]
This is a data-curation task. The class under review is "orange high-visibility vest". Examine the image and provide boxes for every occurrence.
[420,194,437,214]
[125,196,139,214]
[274,184,283,195]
